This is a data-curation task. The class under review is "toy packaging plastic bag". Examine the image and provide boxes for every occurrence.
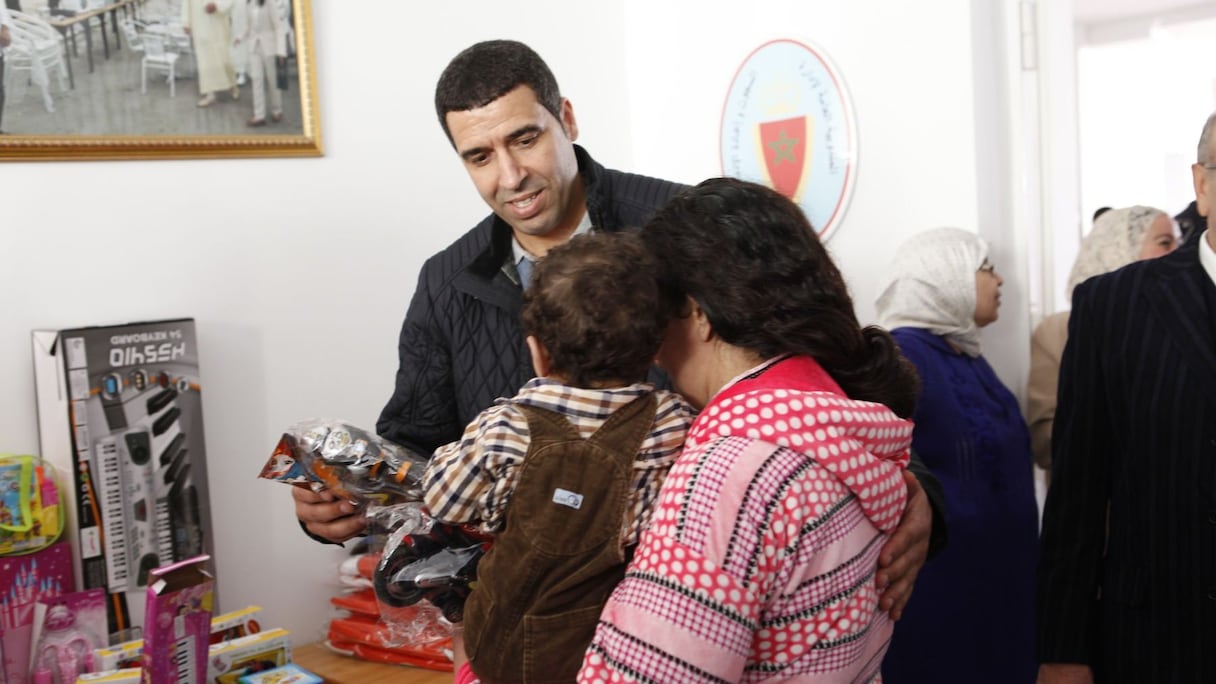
[30,588,107,684]
[0,454,64,556]
[327,580,453,671]
[0,455,34,533]
[326,603,453,672]
[369,503,491,627]
[259,420,429,507]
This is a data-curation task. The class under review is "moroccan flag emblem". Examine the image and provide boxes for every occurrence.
[720,39,856,240]
[756,116,814,203]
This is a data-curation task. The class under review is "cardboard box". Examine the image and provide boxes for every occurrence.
[32,319,216,637]
[237,663,321,684]
[29,587,109,684]
[79,630,293,684]
[94,605,265,672]
[93,635,146,673]
[0,541,74,684]
[207,628,292,683]
[207,605,263,644]
[77,668,141,683]
[141,555,214,684]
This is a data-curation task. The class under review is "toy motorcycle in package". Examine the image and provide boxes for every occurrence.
[367,503,491,627]
[259,424,491,640]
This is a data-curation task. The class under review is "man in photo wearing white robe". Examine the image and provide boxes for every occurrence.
[182,0,239,107]
[0,6,11,134]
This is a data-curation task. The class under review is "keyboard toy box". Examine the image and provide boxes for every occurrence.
[33,319,216,639]
[94,605,265,671]
[141,555,214,684]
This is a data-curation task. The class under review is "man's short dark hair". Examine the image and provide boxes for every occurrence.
[521,232,667,388]
[434,40,564,146]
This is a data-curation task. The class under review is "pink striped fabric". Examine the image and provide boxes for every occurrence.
[579,356,912,683]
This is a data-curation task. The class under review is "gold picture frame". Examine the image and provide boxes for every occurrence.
[0,0,321,160]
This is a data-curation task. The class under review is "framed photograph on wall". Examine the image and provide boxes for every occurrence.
[0,0,320,160]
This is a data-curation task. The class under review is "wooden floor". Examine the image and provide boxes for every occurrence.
[1,8,303,137]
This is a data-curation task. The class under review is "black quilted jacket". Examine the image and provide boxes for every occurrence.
[375,146,687,454]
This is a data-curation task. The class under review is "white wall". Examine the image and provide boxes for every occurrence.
[1038,0,1083,316]
[1077,17,1216,226]
[621,0,1028,396]
[2,0,635,644]
[624,1,984,323]
[1,1,1027,642]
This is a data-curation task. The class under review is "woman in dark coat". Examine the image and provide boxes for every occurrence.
[875,227,1039,684]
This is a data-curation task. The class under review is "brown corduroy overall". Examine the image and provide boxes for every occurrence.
[463,393,657,684]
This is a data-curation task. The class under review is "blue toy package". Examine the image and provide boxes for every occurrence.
[236,663,323,683]
[0,456,32,531]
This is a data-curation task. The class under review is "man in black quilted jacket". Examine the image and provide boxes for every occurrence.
[293,39,940,622]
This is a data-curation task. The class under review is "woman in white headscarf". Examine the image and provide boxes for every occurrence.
[875,227,1039,684]
[1026,205,1177,474]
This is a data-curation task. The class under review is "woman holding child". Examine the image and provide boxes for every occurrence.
[579,178,920,683]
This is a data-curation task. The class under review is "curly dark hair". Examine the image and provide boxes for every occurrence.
[642,178,919,418]
[434,40,564,146]
[521,232,666,389]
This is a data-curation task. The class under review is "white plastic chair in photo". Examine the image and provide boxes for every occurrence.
[5,11,69,112]
[166,24,194,77]
[118,18,144,52]
[139,32,178,96]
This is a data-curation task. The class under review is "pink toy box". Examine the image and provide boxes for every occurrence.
[0,541,73,684]
[139,555,214,684]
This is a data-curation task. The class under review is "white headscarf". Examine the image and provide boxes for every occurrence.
[1066,205,1168,300]
[875,227,989,357]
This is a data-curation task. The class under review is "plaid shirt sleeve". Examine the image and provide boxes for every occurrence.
[622,391,694,545]
[422,402,529,532]
[424,388,693,541]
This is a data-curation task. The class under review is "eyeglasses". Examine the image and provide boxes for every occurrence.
[1204,163,1216,170]
[978,261,996,274]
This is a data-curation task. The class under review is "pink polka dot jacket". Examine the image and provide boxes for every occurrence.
[579,354,913,683]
